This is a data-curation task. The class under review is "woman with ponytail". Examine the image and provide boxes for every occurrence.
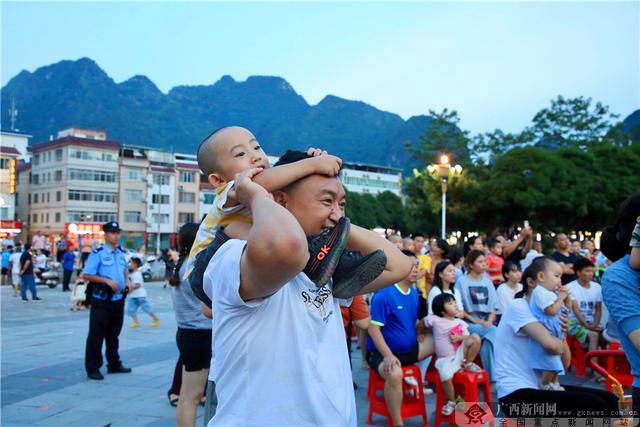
[169,223,213,427]
[495,257,619,419]
[601,192,640,417]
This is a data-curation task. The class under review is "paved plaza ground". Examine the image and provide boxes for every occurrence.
[1,281,602,427]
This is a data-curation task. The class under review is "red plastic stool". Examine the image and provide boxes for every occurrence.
[425,357,493,427]
[367,365,429,427]
[567,335,587,377]
[605,342,633,392]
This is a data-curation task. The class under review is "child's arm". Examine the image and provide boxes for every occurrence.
[542,288,569,316]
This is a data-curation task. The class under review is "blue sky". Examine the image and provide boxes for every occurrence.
[2,1,638,134]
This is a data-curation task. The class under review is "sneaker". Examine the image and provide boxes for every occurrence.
[22,298,28,303]
[540,383,556,391]
[464,362,482,373]
[189,227,230,308]
[87,371,104,380]
[33,297,42,302]
[423,387,434,396]
[332,249,387,299]
[551,382,565,391]
[150,319,160,328]
[107,365,132,374]
[303,217,350,288]
[442,400,456,416]
[129,322,140,329]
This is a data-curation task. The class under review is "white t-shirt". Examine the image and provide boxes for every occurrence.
[427,286,464,315]
[128,271,146,298]
[34,254,47,270]
[495,298,540,399]
[496,282,523,315]
[520,249,542,272]
[205,239,356,427]
[566,280,602,323]
[9,252,22,274]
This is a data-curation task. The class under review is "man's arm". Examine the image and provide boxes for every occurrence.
[503,227,532,258]
[348,225,413,294]
[236,169,309,301]
[19,259,31,275]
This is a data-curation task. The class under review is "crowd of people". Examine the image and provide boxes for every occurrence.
[3,124,640,427]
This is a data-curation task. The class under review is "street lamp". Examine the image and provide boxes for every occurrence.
[426,154,463,239]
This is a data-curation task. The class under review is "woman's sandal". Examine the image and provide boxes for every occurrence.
[167,390,179,407]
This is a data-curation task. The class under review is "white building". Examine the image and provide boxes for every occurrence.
[340,162,403,197]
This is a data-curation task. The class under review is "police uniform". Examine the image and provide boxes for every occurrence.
[84,222,131,378]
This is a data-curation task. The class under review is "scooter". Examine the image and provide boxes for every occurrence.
[35,262,61,288]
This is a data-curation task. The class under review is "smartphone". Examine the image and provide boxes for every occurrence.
[524,220,530,229]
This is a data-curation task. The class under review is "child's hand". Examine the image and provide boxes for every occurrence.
[306,147,328,157]
[450,333,464,343]
[309,155,342,177]
[557,288,569,301]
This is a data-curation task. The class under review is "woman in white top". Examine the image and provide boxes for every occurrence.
[427,260,464,315]
[496,258,619,419]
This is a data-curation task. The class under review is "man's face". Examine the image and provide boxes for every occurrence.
[105,231,121,246]
[555,234,569,251]
[210,128,268,185]
[277,175,345,235]
[577,266,595,283]
[414,236,425,252]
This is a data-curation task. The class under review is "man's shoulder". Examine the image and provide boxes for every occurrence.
[92,246,104,254]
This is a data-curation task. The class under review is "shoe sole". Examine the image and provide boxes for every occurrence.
[305,218,350,288]
[332,250,387,299]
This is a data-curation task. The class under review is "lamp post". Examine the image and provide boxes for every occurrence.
[427,154,462,240]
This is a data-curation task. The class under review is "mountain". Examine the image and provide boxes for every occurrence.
[623,109,640,143]
[1,58,432,174]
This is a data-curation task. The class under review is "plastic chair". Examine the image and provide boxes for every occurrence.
[605,342,633,392]
[424,357,492,427]
[367,365,429,427]
[567,335,587,377]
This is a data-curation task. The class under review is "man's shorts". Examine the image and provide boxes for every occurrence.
[11,274,20,286]
[176,328,212,372]
[1,267,7,275]
[366,341,420,371]
[568,319,589,346]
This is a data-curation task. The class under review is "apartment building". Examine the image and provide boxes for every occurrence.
[340,162,403,197]
[29,128,120,246]
[145,149,176,253]
[174,153,201,229]
[118,146,150,250]
[0,130,30,238]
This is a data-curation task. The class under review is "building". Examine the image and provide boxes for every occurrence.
[0,130,31,239]
[340,162,403,197]
[145,149,177,253]
[118,146,150,250]
[0,129,31,161]
[28,128,120,248]
[174,153,201,229]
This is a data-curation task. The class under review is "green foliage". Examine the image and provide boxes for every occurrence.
[345,190,409,233]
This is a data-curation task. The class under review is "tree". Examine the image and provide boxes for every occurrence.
[406,109,472,168]
[470,128,532,164]
[376,191,408,233]
[530,96,627,149]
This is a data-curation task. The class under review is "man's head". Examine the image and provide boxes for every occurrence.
[413,233,425,254]
[271,150,344,235]
[197,126,268,188]
[574,257,596,284]
[24,243,31,252]
[103,222,121,247]
[400,249,418,284]
[554,233,569,251]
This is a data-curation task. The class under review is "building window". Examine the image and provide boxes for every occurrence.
[33,213,37,224]
[55,212,61,223]
[28,194,31,205]
[151,213,170,224]
[40,213,44,223]
[32,174,39,185]
[152,194,170,204]
[0,207,8,220]
[202,193,215,204]
[55,170,62,181]
[56,191,61,202]
[67,211,116,223]
[55,149,63,161]
[47,152,51,161]
[125,189,142,202]
[68,190,117,203]
[46,213,49,223]
[178,212,195,224]
[178,191,195,204]
[33,153,40,165]
[47,192,50,203]
[153,174,170,185]
[125,169,142,180]
[181,171,194,183]
[0,158,11,169]
[124,211,143,223]
[34,194,38,204]
[69,168,117,182]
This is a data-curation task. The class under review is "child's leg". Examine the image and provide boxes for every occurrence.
[139,298,159,321]
[127,298,140,325]
[442,379,455,402]
[463,334,481,363]
[224,222,251,240]
[540,370,554,386]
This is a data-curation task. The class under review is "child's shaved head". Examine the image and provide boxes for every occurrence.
[197,126,229,176]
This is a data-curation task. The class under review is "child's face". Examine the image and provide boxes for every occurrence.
[471,237,484,251]
[444,299,458,317]
[506,267,522,284]
[491,242,503,256]
[439,264,457,285]
[470,255,487,274]
[577,267,595,283]
[210,131,269,186]
[537,261,563,292]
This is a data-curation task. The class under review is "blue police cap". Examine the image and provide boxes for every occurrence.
[103,221,121,233]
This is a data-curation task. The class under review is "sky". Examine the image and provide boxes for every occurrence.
[1,1,638,134]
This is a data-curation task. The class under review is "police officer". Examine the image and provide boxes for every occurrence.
[83,221,132,380]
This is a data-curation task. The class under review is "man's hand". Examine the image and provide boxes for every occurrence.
[105,279,119,292]
[231,168,270,208]
[521,227,533,238]
[481,321,492,329]
[306,147,328,157]
[308,155,342,177]
[382,354,400,375]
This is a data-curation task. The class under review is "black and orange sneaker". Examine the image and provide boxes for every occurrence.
[189,227,230,308]
[304,216,350,288]
[332,249,387,299]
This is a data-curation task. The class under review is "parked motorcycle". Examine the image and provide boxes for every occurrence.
[35,262,61,288]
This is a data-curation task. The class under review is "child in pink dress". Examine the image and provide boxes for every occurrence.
[425,293,482,416]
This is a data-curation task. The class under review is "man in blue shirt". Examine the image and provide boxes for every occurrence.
[600,193,640,417]
[366,250,434,426]
[61,245,76,292]
[83,222,132,380]
[1,244,12,286]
